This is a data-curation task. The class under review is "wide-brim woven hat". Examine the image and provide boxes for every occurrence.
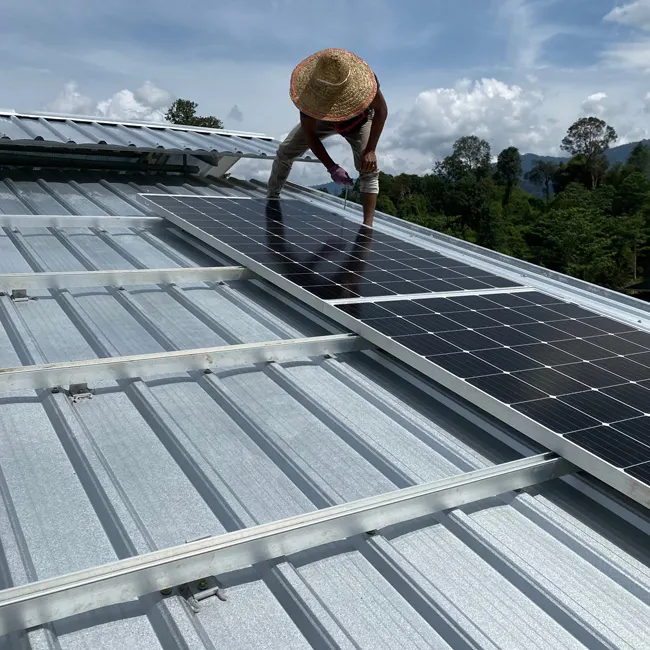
[290,48,377,122]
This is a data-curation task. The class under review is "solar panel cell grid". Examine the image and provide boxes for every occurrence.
[142,195,522,300]
[340,289,650,472]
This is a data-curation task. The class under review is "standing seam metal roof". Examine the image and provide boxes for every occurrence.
[0,167,649,649]
[0,112,316,160]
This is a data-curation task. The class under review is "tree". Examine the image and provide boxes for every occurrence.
[560,117,617,189]
[165,99,223,129]
[525,159,558,201]
[627,142,650,177]
[495,147,522,206]
[610,212,648,284]
[552,156,592,194]
[613,172,650,217]
[530,208,617,285]
[444,175,491,230]
[437,135,491,180]
[376,195,397,215]
[476,201,504,250]
[397,195,429,220]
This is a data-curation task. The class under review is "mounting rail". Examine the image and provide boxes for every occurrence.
[0,453,571,635]
[0,266,254,291]
[0,334,367,391]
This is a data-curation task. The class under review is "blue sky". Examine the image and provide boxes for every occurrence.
[1,0,650,185]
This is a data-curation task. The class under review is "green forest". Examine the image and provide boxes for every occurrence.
[338,117,650,300]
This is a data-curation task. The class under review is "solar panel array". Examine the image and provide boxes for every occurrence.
[337,292,650,479]
[141,195,521,300]
[142,194,650,503]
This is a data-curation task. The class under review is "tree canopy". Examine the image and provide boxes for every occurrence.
[560,117,618,189]
[495,146,522,206]
[165,99,223,129]
[525,160,558,201]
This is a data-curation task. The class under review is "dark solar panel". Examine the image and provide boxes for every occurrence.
[141,195,522,300]
[342,290,650,481]
[142,193,650,500]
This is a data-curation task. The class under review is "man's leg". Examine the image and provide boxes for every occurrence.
[344,118,380,226]
[268,122,334,198]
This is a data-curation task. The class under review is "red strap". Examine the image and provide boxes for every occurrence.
[334,113,367,134]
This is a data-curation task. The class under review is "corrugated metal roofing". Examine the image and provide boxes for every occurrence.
[0,111,315,161]
[0,168,650,649]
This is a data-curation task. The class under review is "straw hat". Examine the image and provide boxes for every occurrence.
[290,48,377,122]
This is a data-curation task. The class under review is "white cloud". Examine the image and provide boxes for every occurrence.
[46,80,174,122]
[602,2,650,71]
[390,78,548,159]
[47,81,95,116]
[601,40,650,72]
[133,81,173,110]
[604,1,650,30]
[581,92,608,115]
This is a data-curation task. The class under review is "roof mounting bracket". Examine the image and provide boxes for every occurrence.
[10,289,28,302]
[176,576,227,613]
[67,383,93,402]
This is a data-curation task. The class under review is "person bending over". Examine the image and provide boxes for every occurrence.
[267,48,388,226]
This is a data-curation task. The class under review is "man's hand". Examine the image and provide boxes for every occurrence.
[328,164,354,187]
[360,148,378,173]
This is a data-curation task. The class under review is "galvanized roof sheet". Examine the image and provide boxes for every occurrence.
[0,168,649,649]
[0,111,316,161]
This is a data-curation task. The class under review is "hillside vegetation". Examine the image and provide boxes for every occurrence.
[325,117,650,296]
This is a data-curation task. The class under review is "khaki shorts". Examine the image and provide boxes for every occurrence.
[267,116,380,197]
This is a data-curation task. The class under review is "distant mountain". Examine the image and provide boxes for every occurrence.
[311,140,650,199]
[517,140,649,196]
[312,181,342,196]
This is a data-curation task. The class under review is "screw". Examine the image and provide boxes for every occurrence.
[366,529,378,537]
[160,588,172,596]
[204,369,212,374]
[51,387,60,394]
[197,579,208,591]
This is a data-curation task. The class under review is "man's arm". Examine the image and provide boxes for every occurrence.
[300,113,336,169]
[359,89,388,173]
[365,89,388,153]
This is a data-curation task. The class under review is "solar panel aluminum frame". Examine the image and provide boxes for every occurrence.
[141,194,650,509]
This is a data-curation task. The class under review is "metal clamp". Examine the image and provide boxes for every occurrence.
[67,383,93,402]
[10,289,28,302]
[165,576,227,613]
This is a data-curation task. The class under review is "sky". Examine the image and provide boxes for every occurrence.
[2,0,650,187]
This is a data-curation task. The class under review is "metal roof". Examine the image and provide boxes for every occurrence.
[0,167,649,649]
[0,111,316,161]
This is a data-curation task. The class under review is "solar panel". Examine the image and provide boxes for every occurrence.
[141,193,650,508]
[338,293,650,478]
[140,195,522,300]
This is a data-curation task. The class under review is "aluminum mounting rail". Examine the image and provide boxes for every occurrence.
[0,215,162,228]
[0,334,367,392]
[0,266,254,292]
[0,453,572,635]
